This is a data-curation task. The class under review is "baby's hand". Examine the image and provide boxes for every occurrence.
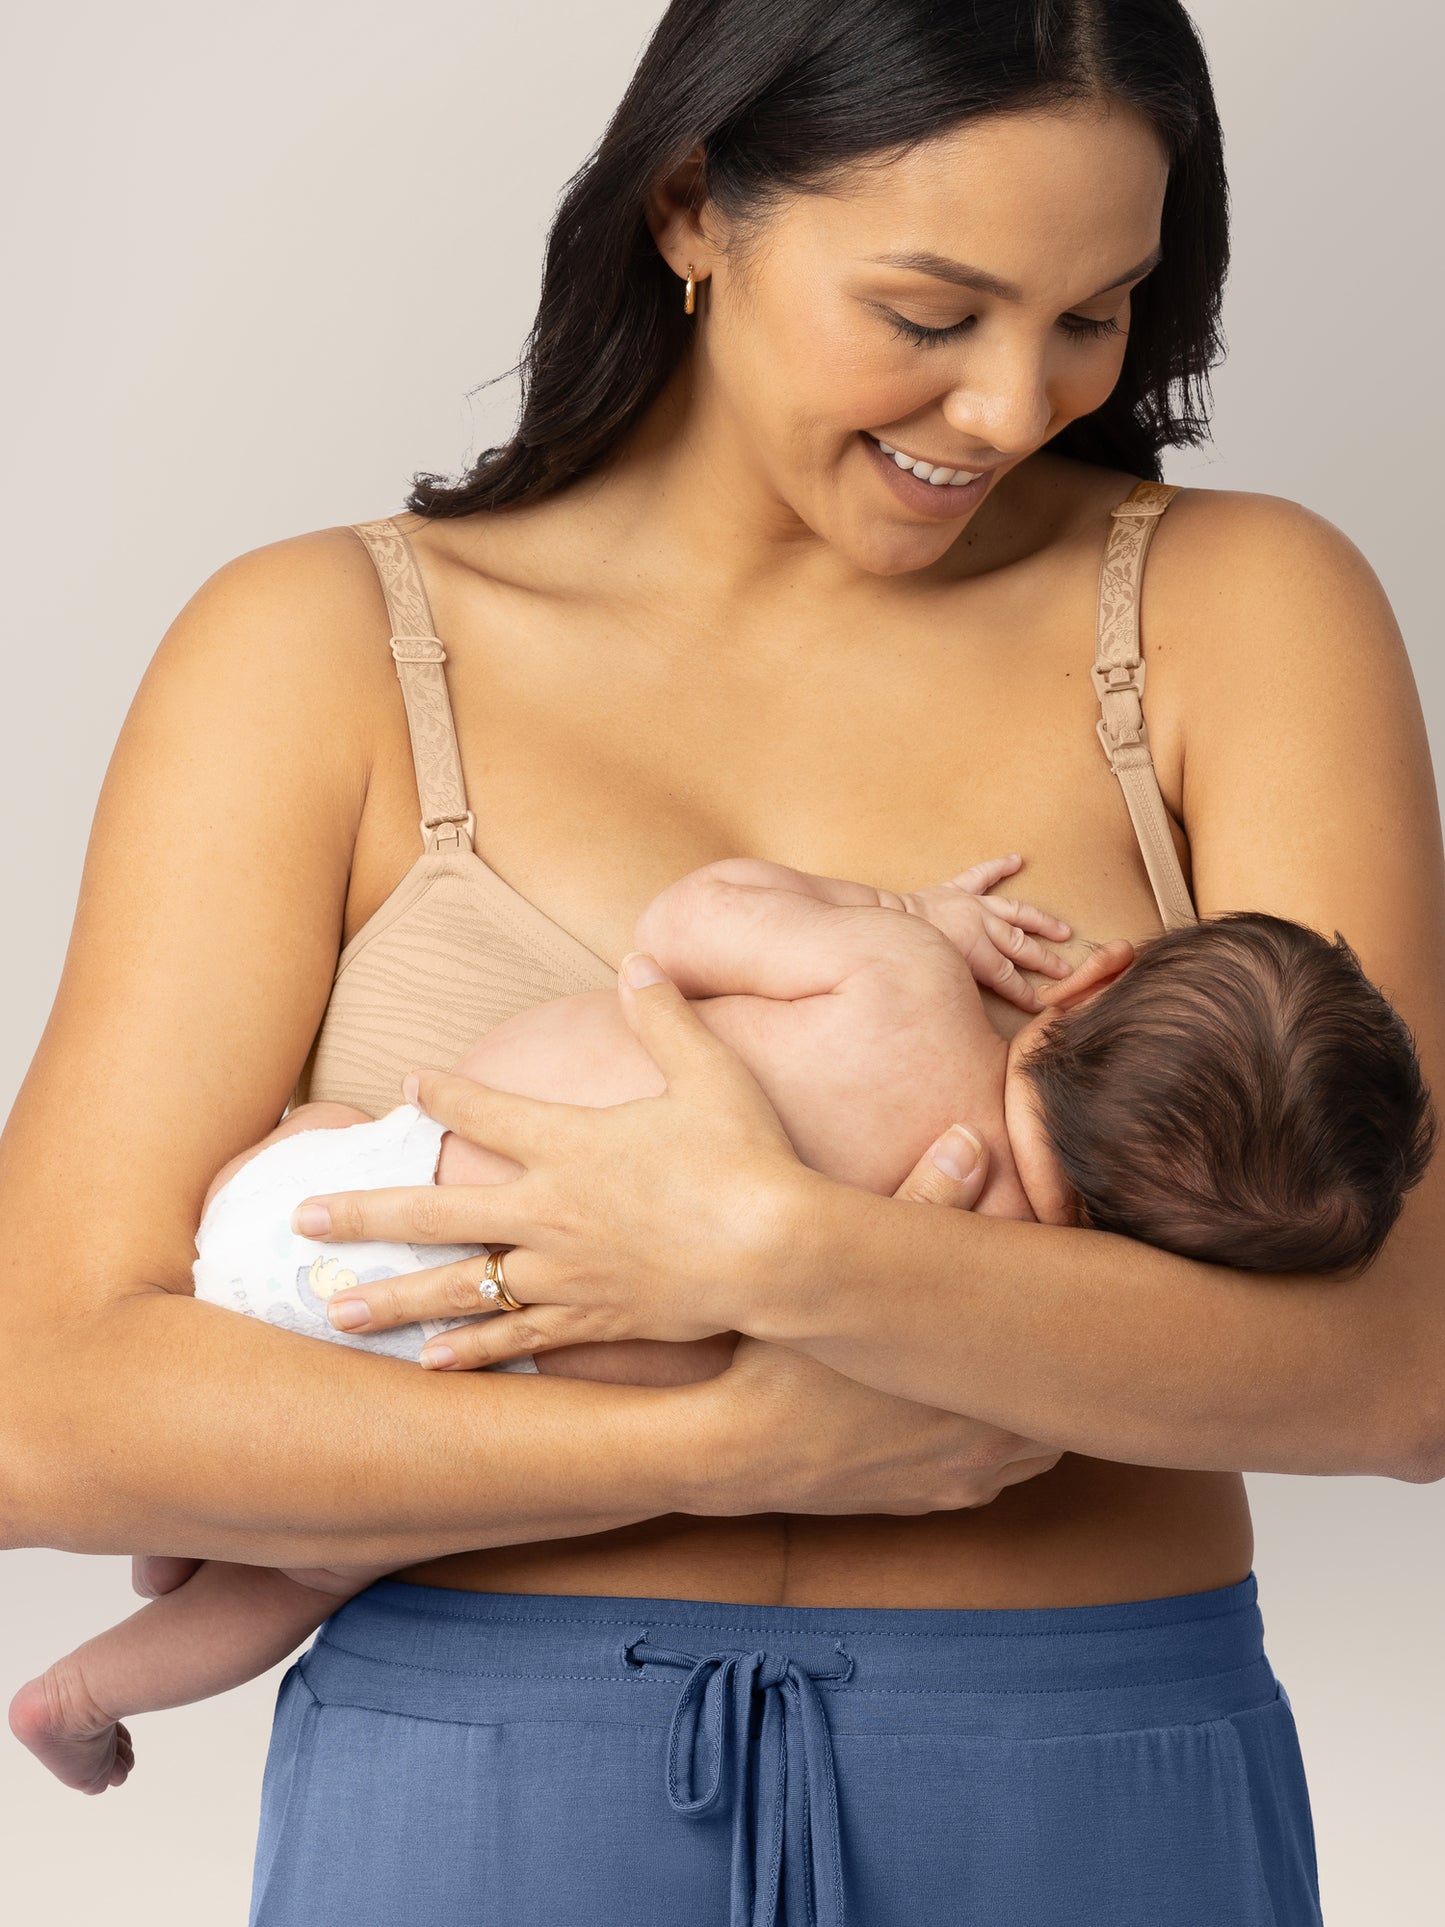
[899,854,1073,1013]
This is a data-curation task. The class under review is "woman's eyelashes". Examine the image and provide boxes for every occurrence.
[883,310,1124,348]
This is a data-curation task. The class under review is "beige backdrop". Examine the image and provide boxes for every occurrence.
[1,3,1440,1921]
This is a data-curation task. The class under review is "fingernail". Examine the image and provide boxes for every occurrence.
[402,1072,420,1104]
[292,1203,331,1236]
[420,1344,456,1369]
[327,1297,370,1331]
[621,951,667,988]
[931,1125,983,1181]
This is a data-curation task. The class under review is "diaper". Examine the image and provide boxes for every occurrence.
[191,1101,538,1372]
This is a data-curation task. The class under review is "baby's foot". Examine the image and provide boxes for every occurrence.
[7,1658,134,1794]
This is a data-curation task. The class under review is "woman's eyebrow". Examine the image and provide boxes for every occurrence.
[864,244,1164,301]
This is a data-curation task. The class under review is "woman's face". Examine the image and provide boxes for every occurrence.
[696,104,1170,576]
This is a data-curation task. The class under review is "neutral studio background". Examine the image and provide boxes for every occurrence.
[1,3,1440,1920]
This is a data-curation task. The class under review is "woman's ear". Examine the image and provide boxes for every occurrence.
[643,144,713,280]
[1034,938,1135,1012]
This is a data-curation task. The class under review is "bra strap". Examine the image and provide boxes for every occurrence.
[348,518,476,854]
[1093,480,1198,932]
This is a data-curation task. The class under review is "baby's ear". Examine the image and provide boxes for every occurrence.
[1034,938,1135,1010]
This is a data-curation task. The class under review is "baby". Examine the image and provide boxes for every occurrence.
[10,854,1435,1793]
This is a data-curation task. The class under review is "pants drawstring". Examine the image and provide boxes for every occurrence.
[626,1636,853,1927]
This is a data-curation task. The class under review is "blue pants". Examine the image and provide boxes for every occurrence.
[248,1569,1322,1925]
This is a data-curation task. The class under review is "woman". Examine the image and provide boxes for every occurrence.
[2,0,1439,1922]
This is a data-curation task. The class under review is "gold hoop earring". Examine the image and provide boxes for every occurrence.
[684,264,696,315]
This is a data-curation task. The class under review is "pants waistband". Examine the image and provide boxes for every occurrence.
[303,1570,1272,1740]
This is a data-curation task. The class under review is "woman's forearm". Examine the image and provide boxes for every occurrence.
[746,1172,1443,1481]
[0,1286,709,1564]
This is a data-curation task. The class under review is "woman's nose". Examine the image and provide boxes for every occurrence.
[939,341,1056,458]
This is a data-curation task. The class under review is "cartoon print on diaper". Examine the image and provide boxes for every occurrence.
[293,1252,435,1361]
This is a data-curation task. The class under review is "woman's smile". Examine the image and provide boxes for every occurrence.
[858,427,996,518]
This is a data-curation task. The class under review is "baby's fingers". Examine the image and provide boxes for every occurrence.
[945,853,1025,895]
[975,958,1045,1014]
[977,890,1072,942]
[979,909,1073,981]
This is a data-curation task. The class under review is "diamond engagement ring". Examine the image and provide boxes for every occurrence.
[479,1248,524,1313]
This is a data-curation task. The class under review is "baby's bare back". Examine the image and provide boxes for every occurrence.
[439,896,1018,1385]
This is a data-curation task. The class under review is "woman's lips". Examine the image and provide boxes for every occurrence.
[861,431,992,519]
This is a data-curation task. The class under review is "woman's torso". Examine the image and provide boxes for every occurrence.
[290,451,1254,1608]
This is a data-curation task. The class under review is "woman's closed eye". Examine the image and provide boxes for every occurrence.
[883,310,1124,347]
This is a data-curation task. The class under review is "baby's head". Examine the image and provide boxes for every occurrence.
[1002,913,1437,1278]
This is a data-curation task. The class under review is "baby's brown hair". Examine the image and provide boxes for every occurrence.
[1018,913,1437,1277]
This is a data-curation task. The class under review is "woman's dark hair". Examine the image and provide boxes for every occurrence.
[1019,913,1440,1279]
[406,0,1228,518]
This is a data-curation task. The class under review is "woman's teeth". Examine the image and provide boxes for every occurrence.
[871,434,980,487]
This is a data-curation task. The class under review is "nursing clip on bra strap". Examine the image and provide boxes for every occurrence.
[349,518,476,855]
[1093,481,1198,932]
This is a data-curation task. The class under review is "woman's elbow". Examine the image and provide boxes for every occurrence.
[1368,1332,1445,1485]
[0,1284,171,1551]
[1388,1397,1445,1486]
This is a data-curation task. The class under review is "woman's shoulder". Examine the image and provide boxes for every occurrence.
[1042,452,1376,581]
[182,517,399,647]
[1142,480,1405,684]
[1031,460,1413,823]
[1154,478,1378,576]
[147,517,408,738]
[1135,481,1418,820]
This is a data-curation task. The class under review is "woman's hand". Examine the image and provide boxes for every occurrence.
[685,1127,1062,1515]
[689,1334,1064,1515]
[296,955,817,1351]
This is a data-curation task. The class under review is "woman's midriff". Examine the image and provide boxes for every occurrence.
[390,1465,1255,1609]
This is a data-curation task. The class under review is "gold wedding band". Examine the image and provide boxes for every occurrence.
[479,1248,524,1313]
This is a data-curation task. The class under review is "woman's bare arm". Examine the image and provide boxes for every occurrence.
[0,533,707,1561]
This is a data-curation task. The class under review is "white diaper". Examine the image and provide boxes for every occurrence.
[191,1101,538,1372]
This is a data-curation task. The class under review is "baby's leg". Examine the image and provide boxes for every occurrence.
[7,1558,380,1794]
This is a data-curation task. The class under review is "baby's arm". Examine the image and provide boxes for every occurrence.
[633,854,1071,1013]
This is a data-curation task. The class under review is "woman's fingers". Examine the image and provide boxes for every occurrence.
[290,1072,580,1243]
[616,952,721,1084]
[405,1068,583,1157]
[323,1250,519,1334]
[893,1126,988,1208]
[418,1305,593,1371]
[291,1180,532,1247]
[617,953,786,1114]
